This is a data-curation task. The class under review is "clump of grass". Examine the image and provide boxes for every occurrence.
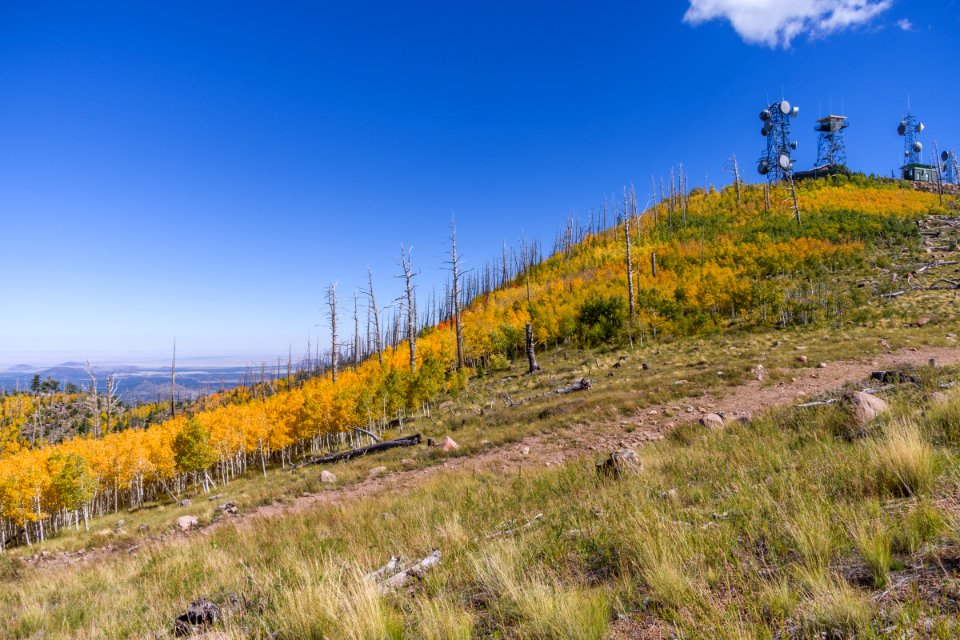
[760,578,799,623]
[783,500,835,575]
[415,596,473,640]
[851,519,893,587]
[893,499,944,554]
[471,542,609,639]
[868,420,937,496]
[800,570,873,634]
[279,561,402,640]
[925,390,960,444]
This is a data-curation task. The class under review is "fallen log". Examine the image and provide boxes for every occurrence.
[555,378,592,394]
[292,434,421,470]
[365,556,402,583]
[378,550,441,593]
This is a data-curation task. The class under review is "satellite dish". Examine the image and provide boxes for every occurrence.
[762,121,773,136]
[791,106,800,117]
[779,101,792,115]
[898,122,907,136]
[758,160,770,175]
[791,141,798,150]
[760,109,771,121]
[913,141,923,153]
[917,122,925,133]
[778,154,791,170]
[905,151,911,157]
[944,150,951,162]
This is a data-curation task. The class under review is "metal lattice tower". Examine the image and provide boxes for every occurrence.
[941,149,960,185]
[898,114,925,166]
[757,100,799,183]
[815,115,848,167]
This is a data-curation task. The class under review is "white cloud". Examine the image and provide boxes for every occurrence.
[684,0,893,48]
[896,18,914,31]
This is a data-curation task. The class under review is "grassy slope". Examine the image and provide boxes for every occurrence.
[4,183,960,638]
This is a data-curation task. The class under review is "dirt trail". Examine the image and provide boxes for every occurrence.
[23,345,960,570]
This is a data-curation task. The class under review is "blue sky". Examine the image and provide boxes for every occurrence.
[1,1,958,364]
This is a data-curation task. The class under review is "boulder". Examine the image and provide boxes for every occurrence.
[172,597,222,637]
[699,413,725,430]
[913,316,931,327]
[179,499,192,508]
[596,449,642,478]
[440,436,459,452]
[320,470,337,484]
[176,515,199,532]
[368,466,387,477]
[796,355,808,365]
[846,391,889,427]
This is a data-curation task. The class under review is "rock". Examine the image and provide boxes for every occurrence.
[817,362,827,369]
[878,339,891,351]
[368,466,387,477]
[479,439,492,446]
[596,449,642,478]
[217,502,238,514]
[752,364,766,381]
[929,358,939,369]
[913,316,931,327]
[846,391,890,427]
[113,519,126,533]
[438,400,454,410]
[931,392,950,406]
[796,355,808,365]
[179,499,192,507]
[440,436,459,452]
[172,597,222,637]
[176,515,199,532]
[320,470,337,484]
[641,363,651,370]
[520,445,530,456]
[700,413,725,430]
[400,458,416,467]
[727,412,752,426]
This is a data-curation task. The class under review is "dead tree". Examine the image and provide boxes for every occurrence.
[398,245,418,372]
[726,155,742,205]
[623,187,635,318]
[448,218,465,371]
[365,267,383,366]
[352,294,360,367]
[525,323,540,373]
[788,173,801,227]
[103,373,122,434]
[650,175,659,225]
[326,282,338,383]
[651,250,657,277]
[170,339,177,418]
[84,362,101,439]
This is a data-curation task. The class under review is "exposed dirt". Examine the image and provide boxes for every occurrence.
[21,344,960,571]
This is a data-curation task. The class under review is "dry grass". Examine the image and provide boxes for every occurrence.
[868,419,938,496]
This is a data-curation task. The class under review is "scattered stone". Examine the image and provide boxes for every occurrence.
[727,412,752,426]
[520,445,530,456]
[817,362,827,369]
[685,406,695,413]
[176,515,199,532]
[400,458,416,467]
[878,339,891,351]
[612,361,622,368]
[368,466,387,477]
[479,439,492,446]
[113,519,126,533]
[641,363,651,370]
[699,413,725,430]
[846,391,890,427]
[179,499,192,508]
[320,470,337,483]
[752,364,766,381]
[930,358,939,369]
[596,449,642,478]
[440,436,459,452]
[913,316,932,327]
[217,502,238,515]
[673,380,688,385]
[796,355,808,365]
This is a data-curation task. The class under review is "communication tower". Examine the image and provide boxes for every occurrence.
[757,99,800,183]
[815,115,848,168]
[898,114,937,182]
[940,149,959,186]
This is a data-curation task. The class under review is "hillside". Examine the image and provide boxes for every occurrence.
[2,178,960,638]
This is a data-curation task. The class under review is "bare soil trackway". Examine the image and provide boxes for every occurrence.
[23,345,960,570]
